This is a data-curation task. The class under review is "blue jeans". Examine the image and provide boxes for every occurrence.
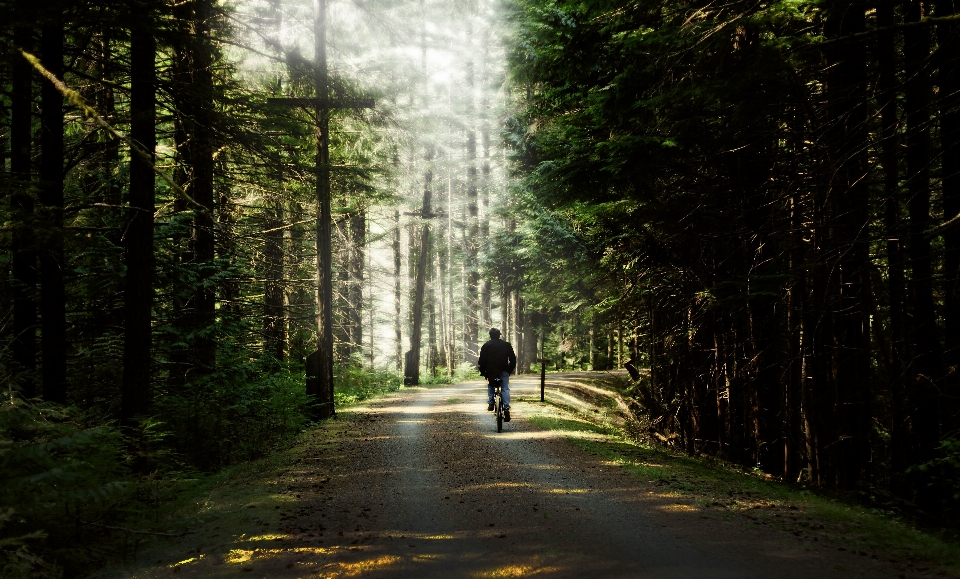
[488,371,510,409]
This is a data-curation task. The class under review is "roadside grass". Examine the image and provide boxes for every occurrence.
[99,374,417,577]
[98,416,354,577]
[527,415,614,436]
[524,396,960,574]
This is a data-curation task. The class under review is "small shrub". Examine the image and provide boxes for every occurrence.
[0,396,130,577]
[420,363,477,385]
[155,352,310,471]
[334,366,403,406]
[909,438,960,520]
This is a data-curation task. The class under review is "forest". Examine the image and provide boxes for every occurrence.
[2,0,960,575]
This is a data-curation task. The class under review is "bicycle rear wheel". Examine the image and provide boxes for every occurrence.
[495,394,503,432]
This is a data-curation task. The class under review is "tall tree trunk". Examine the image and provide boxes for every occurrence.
[39,17,66,404]
[589,326,594,370]
[192,0,217,375]
[264,199,285,361]
[480,53,492,331]
[11,9,36,398]
[938,0,960,437]
[447,171,457,372]
[904,0,942,485]
[121,16,157,425]
[406,158,433,385]
[428,260,438,376]
[287,200,309,359]
[463,26,480,365]
[263,0,285,364]
[368,239,375,366]
[334,214,350,361]
[607,328,614,370]
[784,109,806,481]
[313,0,335,417]
[394,209,403,370]
[825,0,871,488]
[168,4,193,389]
[436,248,448,375]
[349,210,365,363]
[878,0,909,496]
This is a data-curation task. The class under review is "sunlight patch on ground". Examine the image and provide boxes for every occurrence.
[168,556,201,568]
[226,546,335,565]
[459,480,593,495]
[481,430,577,441]
[224,549,253,564]
[316,555,403,578]
[471,564,562,577]
[382,531,467,540]
[484,430,608,440]
[244,533,287,541]
[458,482,531,492]
[660,503,698,512]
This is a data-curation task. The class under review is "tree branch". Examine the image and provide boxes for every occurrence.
[19,48,212,220]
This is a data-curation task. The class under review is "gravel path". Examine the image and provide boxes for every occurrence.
[139,374,910,578]
[288,376,903,578]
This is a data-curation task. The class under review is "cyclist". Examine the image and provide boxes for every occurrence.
[478,328,517,421]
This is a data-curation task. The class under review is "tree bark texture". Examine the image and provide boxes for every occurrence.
[11,9,36,398]
[121,18,157,425]
[904,0,942,474]
[264,200,285,361]
[39,18,67,404]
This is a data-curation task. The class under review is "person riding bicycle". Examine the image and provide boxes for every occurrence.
[478,328,517,422]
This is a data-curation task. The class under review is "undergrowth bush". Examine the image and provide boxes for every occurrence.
[0,362,451,577]
[331,363,473,406]
[0,396,129,578]
[910,438,960,520]
[154,352,309,471]
[1,350,313,576]
[334,365,403,406]
[419,363,478,385]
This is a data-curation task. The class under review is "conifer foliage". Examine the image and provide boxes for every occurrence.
[0,0,374,572]
[505,0,960,517]
[0,0,517,572]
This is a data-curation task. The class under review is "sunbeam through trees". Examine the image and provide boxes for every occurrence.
[4,0,960,575]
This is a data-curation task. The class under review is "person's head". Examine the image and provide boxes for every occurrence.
[489,328,501,339]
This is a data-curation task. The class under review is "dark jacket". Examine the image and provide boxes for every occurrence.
[478,338,517,378]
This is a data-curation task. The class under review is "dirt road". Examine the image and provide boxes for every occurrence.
[135,375,911,578]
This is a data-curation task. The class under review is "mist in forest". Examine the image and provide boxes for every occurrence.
[232,0,515,372]
[5,0,960,574]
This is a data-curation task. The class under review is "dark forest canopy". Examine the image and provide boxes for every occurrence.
[505,0,960,518]
[3,0,960,574]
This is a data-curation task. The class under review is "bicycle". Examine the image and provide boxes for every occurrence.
[490,377,505,432]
